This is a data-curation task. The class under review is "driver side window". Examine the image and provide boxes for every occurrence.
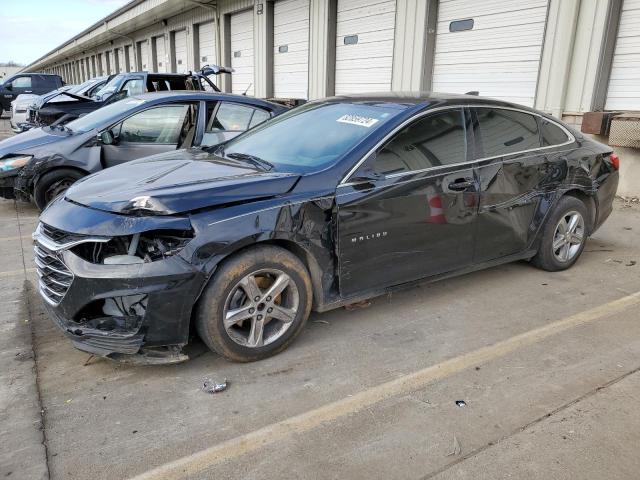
[372,109,467,176]
[12,77,32,89]
[116,105,189,144]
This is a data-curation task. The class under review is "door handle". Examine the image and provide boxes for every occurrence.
[448,179,473,191]
[25,90,33,93]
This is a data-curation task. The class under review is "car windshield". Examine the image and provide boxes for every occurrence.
[65,97,146,133]
[92,74,125,99]
[221,102,403,173]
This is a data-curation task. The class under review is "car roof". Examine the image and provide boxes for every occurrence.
[323,91,540,112]
[130,91,287,110]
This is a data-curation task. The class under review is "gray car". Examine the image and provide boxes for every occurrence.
[0,91,287,208]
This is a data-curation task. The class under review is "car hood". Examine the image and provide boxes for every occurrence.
[65,149,301,215]
[0,127,67,157]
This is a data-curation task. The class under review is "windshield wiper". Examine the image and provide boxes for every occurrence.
[226,152,274,171]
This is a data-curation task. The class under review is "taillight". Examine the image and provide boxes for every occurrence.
[607,153,620,170]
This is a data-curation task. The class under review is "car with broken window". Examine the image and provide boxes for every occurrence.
[0,91,286,208]
[11,76,110,133]
[33,93,619,364]
[30,67,230,128]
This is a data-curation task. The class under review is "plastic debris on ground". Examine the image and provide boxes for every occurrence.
[447,434,462,456]
[202,378,228,394]
[455,400,467,407]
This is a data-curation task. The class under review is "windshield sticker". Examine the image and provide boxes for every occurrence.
[336,114,380,128]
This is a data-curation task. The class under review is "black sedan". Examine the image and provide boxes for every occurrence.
[0,91,287,209]
[34,93,619,363]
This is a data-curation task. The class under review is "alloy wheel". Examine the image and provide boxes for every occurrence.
[223,269,299,348]
[552,210,585,262]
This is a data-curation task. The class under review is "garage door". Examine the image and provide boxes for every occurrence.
[154,36,168,72]
[138,41,149,70]
[198,21,216,68]
[273,0,310,99]
[606,0,640,110]
[174,30,188,72]
[230,9,255,96]
[334,0,396,95]
[432,0,548,107]
[126,45,135,72]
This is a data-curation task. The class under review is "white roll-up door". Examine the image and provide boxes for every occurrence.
[126,45,135,72]
[154,36,168,72]
[432,0,548,107]
[273,0,310,99]
[174,30,188,72]
[116,48,126,73]
[230,9,254,96]
[334,0,396,95]
[606,0,640,110]
[138,41,149,70]
[198,21,216,68]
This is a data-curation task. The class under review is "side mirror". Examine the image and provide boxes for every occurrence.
[97,130,115,145]
[348,167,383,190]
[5,83,12,91]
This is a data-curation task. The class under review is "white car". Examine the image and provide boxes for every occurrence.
[9,94,39,133]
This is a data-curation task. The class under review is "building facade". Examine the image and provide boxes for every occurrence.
[23,0,640,196]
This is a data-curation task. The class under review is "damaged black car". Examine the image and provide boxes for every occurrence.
[0,91,286,208]
[34,93,620,364]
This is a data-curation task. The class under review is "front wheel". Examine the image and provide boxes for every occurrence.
[532,196,589,271]
[33,168,85,210]
[195,245,313,362]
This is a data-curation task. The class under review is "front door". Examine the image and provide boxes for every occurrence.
[102,104,193,167]
[336,108,479,297]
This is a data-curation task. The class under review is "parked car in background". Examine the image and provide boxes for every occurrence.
[32,67,231,127]
[0,73,63,117]
[32,93,620,363]
[11,77,110,133]
[0,91,287,208]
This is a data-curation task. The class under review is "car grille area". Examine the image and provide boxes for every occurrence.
[34,226,75,305]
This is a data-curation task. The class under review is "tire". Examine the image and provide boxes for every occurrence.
[532,196,589,272]
[195,245,313,362]
[33,168,85,210]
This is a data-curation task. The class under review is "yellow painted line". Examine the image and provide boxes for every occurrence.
[130,291,640,480]
[0,267,36,278]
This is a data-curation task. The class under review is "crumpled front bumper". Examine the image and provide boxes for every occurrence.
[33,226,207,358]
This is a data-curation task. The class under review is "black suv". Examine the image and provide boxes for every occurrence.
[0,73,63,116]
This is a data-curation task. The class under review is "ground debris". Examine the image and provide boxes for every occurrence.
[312,320,330,325]
[626,260,637,267]
[202,378,228,394]
[446,434,462,456]
[455,400,467,408]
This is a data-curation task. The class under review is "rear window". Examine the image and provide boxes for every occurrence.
[474,108,541,158]
[541,119,570,146]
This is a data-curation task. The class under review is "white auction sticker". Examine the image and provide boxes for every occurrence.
[336,114,380,128]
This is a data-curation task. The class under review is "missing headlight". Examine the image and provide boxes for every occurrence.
[71,229,194,264]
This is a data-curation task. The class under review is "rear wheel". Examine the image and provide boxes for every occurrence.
[195,245,312,362]
[532,196,588,271]
[33,168,85,210]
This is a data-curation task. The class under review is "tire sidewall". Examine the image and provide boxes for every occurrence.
[197,247,312,362]
[539,196,588,271]
[34,169,84,210]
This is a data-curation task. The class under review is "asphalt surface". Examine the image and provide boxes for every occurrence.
[1,117,640,480]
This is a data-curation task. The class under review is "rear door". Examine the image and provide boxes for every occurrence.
[200,101,271,147]
[336,107,478,296]
[101,103,193,167]
[471,107,549,262]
